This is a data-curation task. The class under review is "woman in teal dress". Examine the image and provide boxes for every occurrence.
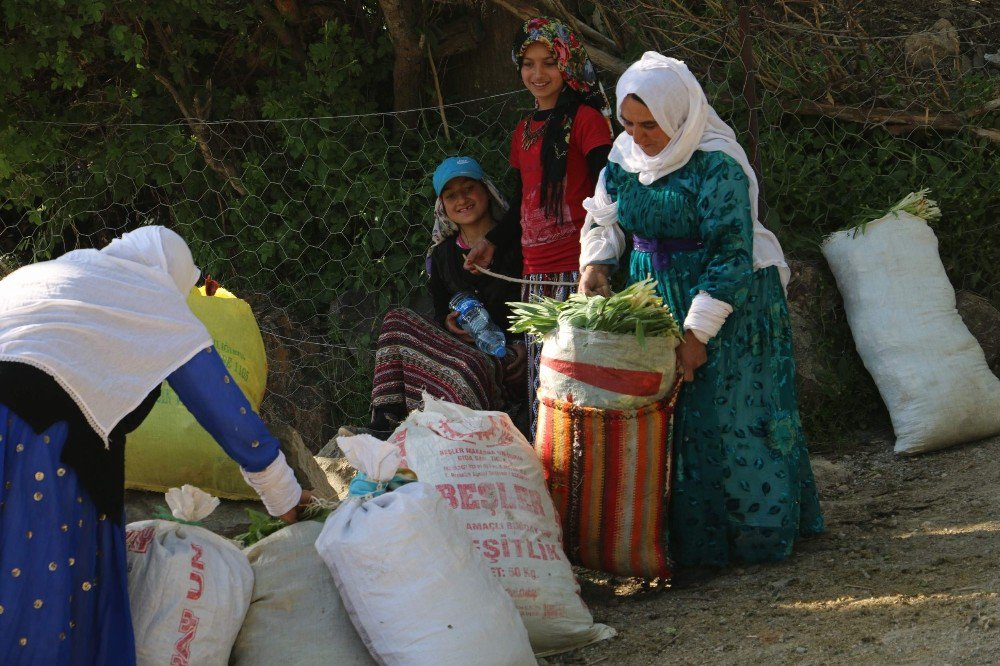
[579,52,823,567]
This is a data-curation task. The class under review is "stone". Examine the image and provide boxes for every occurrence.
[316,434,358,500]
[244,291,334,454]
[785,259,840,413]
[272,424,338,500]
[315,456,353,500]
[904,19,960,70]
[956,290,1000,377]
[810,457,852,489]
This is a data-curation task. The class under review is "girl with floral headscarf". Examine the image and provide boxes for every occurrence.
[579,53,824,569]
[465,16,613,436]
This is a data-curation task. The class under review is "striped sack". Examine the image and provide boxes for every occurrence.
[535,392,678,579]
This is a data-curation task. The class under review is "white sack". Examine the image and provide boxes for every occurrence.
[231,521,374,666]
[538,324,678,409]
[125,519,253,666]
[822,211,1000,454]
[383,397,615,655]
[315,483,535,666]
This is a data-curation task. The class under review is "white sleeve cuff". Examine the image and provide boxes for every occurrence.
[240,451,303,517]
[684,291,734,342]
[580,169,625,269]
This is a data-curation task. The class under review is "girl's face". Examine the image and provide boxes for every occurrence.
[441,177,491,227]
[620,96,671,156]
[520,42,564,110]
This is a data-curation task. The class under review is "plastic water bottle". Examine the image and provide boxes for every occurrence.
[449,292,507,358]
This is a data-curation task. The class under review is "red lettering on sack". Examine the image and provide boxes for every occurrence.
[190,543,205,570]
[125,526,156,554]
[457,484,478,510]
[170,609,199,665]
[186,544,205,600]
[437,482,545,517]
[436,484,457,509]
[187,572,203,601]
[514,485,544,516]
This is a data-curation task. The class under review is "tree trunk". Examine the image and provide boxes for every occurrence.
[377,0,426,114]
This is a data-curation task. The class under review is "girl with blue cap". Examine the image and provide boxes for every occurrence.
[352,157,527,437]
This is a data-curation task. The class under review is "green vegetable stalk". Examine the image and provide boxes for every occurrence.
[507,278,682,343]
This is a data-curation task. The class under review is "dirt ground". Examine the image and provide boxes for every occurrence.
[124,431,998,665]
[546,433,1000,666]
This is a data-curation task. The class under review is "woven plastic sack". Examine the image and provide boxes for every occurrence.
[538,324,678,409]
[822,211,1000,454]
[536,393,677,579]
[384,397,615,656]
[231,521,374,666]
[125,285,267,498]
[315,482,535,666]
[125,519,253,666]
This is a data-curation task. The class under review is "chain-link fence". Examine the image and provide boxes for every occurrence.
[2,11,997,447]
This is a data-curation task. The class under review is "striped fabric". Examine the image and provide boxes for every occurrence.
[371,307,504,413]
[535,389,679,579]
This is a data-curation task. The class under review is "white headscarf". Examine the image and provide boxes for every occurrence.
[0,226,213,445]
[608,52,789,288]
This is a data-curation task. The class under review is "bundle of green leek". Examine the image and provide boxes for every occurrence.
[508,278,681,344]
[847,188,942,237]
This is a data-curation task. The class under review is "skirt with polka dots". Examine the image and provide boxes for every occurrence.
[0,404,136,665]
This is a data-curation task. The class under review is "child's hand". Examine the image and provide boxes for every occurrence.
[446,311,475,344]
[502,343,527,383]
[463,239,496,274]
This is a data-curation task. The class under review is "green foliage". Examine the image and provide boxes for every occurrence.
[0,0,995,442]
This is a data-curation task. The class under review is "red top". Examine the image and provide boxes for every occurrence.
[510,104,612,274]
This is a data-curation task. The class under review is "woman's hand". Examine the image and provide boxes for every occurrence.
[278,489,313,525]
[463,239,496,275]
[579,264,612,297]
[446,311,475,344]
[676,329,708,382]
[502,343,527,383]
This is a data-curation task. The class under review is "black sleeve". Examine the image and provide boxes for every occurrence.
[428,250,452,328]
[586,144,611,184]
[485,173,522,252]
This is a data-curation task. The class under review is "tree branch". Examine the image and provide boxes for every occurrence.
[781,99,1000,142]
[152,72,248,195]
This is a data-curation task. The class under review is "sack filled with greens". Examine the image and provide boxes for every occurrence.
[509,279,682,410]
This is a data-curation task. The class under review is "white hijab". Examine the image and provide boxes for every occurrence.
[0,226,212,445]
[608,52,789,288]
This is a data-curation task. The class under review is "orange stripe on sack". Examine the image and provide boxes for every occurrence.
[579,408,600,567]
[541,357,663,396]
[630,410,648,576]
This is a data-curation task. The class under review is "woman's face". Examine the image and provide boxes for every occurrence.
[620,96,671,156]
[441,177,491,226]
[520,42,564,110]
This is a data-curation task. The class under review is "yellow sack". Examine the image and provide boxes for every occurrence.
[125,285,267,499]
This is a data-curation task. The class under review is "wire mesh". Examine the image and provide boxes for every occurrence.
[2,9,997,446]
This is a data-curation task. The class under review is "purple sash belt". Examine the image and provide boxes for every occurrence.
[632,235,704,271]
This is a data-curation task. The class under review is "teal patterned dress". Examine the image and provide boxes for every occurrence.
[603,151,824,567]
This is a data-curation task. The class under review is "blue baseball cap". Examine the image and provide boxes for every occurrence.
[433,156,485,196]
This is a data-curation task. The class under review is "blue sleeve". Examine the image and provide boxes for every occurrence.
[167,346,280,473]
[692,153,755,309]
